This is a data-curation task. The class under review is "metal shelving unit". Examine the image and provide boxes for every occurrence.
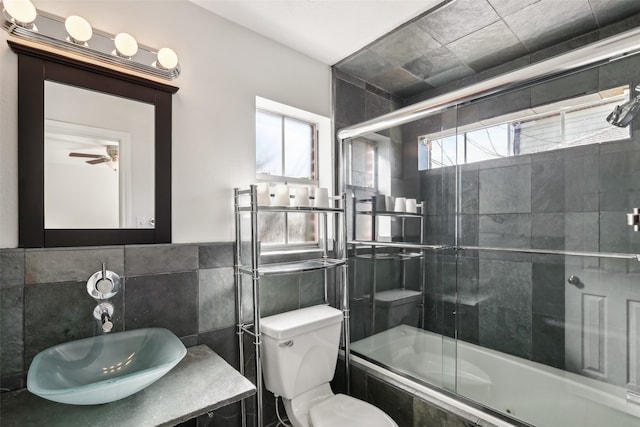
[233,185,348,427]
[351,194,426,332]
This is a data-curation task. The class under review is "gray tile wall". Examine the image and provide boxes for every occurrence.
[0,242,331,427]
[410,51,640,372]
[331,12,640,426]
[339,44,640,378]
[334,69,415,201]
[0,243,228,387]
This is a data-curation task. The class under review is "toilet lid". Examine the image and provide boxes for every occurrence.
[309,394,398,427]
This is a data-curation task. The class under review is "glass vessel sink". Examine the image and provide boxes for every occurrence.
[27,328,187,405]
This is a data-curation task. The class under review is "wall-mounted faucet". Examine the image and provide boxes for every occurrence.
[94,302,114,333]
[87,263,121,333]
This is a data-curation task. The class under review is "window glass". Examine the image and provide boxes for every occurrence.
[424,135,457,169]
[258,212,285,245]
[350,139,376,188]
[516,113,563,154]
[287,212,315,243]
[418,86,630,170]
[256,110,283,176]
[255,107,319,246]
[284,117,314,179]
[466,124,511,163]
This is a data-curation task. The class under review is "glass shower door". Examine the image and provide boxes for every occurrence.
[450,62,640,427]
[345,108,460,393]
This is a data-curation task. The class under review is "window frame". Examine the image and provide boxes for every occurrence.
[254,97,332,251]
[255,108,319,187]
[418,86,631,171]
[346,137,379,192]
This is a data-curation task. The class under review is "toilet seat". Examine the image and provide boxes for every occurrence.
[309,394,398,427]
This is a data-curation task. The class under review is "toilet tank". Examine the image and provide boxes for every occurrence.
[260,305,343,399]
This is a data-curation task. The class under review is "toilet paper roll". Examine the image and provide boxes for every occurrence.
[314,187,329,208]
[406,198,417,213]
[256,183,270,206]
[394,197,406,212]
[294,186,309,207]
[385,196,394,212]
[274,184,290,206]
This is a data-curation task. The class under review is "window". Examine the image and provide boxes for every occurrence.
[419,86,630,170]
[418,134,458,170]
[346,136,396,240]
[256,110,315,182]
[255,97,331,248]
[348,139,377,189]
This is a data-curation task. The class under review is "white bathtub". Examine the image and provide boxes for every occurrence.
[351,324,640,427]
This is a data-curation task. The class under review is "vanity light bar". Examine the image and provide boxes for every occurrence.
[1,1,180,80]
[64,15,92,45]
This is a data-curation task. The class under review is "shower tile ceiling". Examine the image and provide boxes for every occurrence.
[334,0,640,100]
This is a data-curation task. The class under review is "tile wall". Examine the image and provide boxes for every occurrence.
[406,52,640,372]
[334,20,640,385]
[0,243,331,426]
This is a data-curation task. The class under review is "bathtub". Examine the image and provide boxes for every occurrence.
[351,324,640,427]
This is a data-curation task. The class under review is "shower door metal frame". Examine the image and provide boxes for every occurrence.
[349,241,640,262]
[337,27,640,142]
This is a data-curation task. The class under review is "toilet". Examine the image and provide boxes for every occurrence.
[260,304,398,427]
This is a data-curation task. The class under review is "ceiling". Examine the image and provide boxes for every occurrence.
[192,0,640,101]
[334,0,640,100]
[190,0,444,65]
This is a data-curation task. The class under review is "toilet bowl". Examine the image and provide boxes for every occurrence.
[309,390,397,427]
[260,305,398,427]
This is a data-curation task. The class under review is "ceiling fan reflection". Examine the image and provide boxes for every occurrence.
[69,145,119,170]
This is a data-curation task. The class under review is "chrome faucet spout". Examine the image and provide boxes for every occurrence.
[101,312,113,333]
[94,302,114,333]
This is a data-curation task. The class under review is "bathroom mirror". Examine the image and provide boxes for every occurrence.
[44,82,155,230]
[11,40,178,247]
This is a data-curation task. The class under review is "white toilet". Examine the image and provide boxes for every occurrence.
[260,304,398,427]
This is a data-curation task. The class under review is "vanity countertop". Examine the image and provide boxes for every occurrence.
[0,345,255,427]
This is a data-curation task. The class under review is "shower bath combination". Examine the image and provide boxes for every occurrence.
[337,26,640,427]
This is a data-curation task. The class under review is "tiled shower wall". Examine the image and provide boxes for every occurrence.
[0,243,329,426]
[404,51,640,373]
[335,22,640,379]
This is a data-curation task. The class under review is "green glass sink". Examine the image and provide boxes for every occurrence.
[27,328,187,405]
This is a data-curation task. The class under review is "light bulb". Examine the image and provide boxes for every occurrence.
[156,47,178,70]
[65,15,92,44]
[114,32,138,58]
[3,0,37,26]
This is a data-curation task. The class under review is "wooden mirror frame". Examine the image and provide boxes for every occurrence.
[10,40,178,247]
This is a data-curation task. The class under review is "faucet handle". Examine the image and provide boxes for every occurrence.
[87,263,121,300]
[96,277,114,293]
